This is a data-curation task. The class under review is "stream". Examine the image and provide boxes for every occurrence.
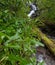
[36,46,55,65]
[36,25,55,65]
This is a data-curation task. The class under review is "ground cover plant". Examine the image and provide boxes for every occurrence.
[0,0,43,65]
[0,0,55,65]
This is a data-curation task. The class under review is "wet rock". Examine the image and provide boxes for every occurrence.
[36,46,55,65]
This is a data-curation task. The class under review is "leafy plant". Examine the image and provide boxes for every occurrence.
[0,0,44,65]
[37,0,55,23]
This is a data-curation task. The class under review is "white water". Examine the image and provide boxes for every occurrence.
[27,2,37,17]
[30,3,37,11]
[28,10,35,17]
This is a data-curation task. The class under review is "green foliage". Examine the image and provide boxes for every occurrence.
[0,0,44,65]
[37,0,55,23]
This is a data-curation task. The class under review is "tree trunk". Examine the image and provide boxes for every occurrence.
[32,27,55,55]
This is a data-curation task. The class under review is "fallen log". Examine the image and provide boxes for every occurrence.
[32,27,55,55]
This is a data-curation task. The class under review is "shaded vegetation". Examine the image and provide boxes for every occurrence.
[0,0,55,65]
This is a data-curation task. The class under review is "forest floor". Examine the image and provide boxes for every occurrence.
[36,26,55,65]
[36,46,55,65]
